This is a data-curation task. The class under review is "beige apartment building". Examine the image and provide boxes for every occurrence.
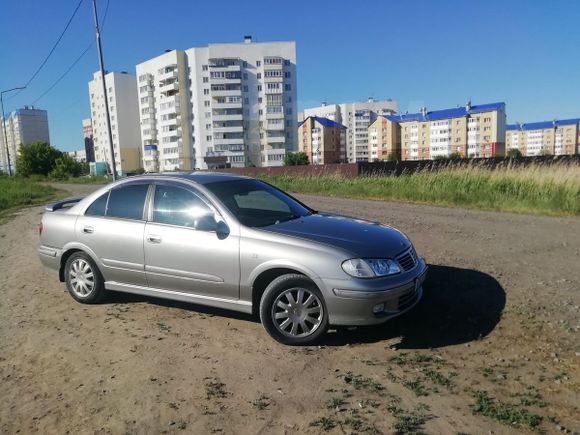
[506,118,580,156]
[298,116,346,164]
[368,116,400,160]
[375,102,506,161]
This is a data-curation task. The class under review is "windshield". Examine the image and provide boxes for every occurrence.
[204,179,313,227]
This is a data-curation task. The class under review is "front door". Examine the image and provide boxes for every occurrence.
[143,182,240,300]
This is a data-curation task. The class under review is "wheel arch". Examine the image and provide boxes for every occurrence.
[59,243,101,282]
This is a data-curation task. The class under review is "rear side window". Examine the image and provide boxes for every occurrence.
[106,184,149,220]
[85,192,109,216]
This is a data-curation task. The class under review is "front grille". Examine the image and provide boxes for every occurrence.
[398,287,419,311]
[396,247,417,272]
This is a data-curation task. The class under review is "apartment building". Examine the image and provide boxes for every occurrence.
[382,102,506,161]
[298,116,346,164]
[368,115,400,161]
[88,71,141,175]
[506,118,580,156]
[304,98,397,162]
[135,37,297,170]
[82,118,95,162]
[0,106,50,173]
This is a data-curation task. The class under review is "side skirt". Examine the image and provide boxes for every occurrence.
[105,281,252,314]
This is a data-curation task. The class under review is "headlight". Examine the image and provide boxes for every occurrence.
[341,258,401,278]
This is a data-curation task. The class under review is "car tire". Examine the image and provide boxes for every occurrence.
[64,252,106,304]
[259,274,329,345]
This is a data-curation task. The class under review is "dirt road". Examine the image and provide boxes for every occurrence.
[1,183,578,434]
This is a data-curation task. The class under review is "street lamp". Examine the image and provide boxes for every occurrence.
[1,86,26,176]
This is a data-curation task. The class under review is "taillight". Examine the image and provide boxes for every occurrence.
[38,222,43,236]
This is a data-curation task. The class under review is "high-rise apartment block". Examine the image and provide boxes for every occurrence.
[135,37,297,170]
[298,116,346,164]
[506,118,580,156]
[88,71,141,175]
[82,118,95,162]
[380,102,506,161]
[303,98,397,162]
[0,106,50,173]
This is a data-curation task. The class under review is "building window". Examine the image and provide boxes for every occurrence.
[204,89,209,95]
[257,73,261,79]
[206,124,211,129]
[284,71,291,78]
[258,97,262,103]
[243,85,248,92]
[202,65,208,71]
[284,59,290,66]
[257,85,262,92]
[203,77,208,83]
[284,84,291,91]
[204,101,210,107]
[256,60,261,67]
[244,98,249,104]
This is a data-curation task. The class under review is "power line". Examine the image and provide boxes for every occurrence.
[8,0,85,101]
[30,0,111,105]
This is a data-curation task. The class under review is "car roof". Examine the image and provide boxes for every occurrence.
[132,171,252,185]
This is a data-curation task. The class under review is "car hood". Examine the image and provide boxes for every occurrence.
[261,213,411,258]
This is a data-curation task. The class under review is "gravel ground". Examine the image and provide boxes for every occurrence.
[0,183,578,434]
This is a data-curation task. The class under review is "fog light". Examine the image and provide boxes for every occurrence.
[373,303,385,314]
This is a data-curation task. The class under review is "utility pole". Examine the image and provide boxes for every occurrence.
[1,86,26,176]
[91,0,117,180]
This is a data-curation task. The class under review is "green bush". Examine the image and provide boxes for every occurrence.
[284,152,309,166]
[49,154,84,180]
[15,141,62,176]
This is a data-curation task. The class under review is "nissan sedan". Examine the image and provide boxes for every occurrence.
[38,173,427,345]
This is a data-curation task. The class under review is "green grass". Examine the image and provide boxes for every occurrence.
[0,177,60,221]
[471,390,543,429]
[57,175,110,184]
[258,162,580,216]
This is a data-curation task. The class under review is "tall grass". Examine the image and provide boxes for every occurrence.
[260,161,580,216]
[0,177,59,215]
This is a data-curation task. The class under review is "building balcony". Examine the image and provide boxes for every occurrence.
[159,81,179,93]
[213,137,244,146]
[266,111,284,120]
[265,87,283,95]
[212,113,243,122]
[209,64,241,72]
[266,134,286,143]
[210,77,242,85]
[212,101,242,109]
[211,89,242,98]
[159,69,178,81]
[213,125,243,134]
[266,123,285,131]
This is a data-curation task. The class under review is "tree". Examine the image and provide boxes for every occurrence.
[284,151,309,166]
[386,152,399,162]
[49,154,83,180]
[506,149,522,158]
[449,152,462,160]
[15,141,62,176]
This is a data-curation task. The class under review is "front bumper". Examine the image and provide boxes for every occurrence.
[320,258,428,326]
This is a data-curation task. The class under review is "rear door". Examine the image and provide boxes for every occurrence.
[143,181,240,300]
[76,182,150,286]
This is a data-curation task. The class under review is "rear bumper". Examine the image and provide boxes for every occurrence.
[320,259,427,326]
[38,245,61,271]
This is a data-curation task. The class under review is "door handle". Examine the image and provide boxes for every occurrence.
[82,226,94,234]
[146,234,162,243]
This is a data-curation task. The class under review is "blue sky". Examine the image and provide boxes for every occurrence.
[1,0,579,152]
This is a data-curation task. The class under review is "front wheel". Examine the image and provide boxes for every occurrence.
[259,274,329,345]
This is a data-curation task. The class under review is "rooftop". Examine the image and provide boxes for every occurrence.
[383,102,505,123]
[506,118,580,131]
[298,116,346,129]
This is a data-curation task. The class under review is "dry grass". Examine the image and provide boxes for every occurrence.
[260,161,580,216]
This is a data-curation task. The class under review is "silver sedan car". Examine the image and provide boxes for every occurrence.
[38,173,427,345]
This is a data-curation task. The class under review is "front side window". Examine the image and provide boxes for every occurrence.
[153,185,214,230]
[106,184,149,220]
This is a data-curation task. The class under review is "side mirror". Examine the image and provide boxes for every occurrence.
[196,214,218,232]
[216,221,230,239]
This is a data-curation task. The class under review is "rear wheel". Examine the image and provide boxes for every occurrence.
[64,252,106,304]
[259,274,328,345]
